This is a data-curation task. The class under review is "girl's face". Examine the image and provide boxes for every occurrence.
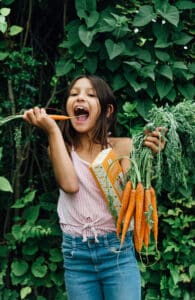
[66,78,101,133]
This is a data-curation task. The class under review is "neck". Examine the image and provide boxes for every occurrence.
[73,134,92,150]
[73,135,103,163]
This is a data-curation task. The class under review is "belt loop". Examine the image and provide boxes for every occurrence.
[104,232,109,247]
[72,235,76,248]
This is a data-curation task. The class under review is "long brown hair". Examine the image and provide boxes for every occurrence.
[60,75,117,149]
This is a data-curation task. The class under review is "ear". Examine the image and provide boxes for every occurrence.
[106,104,114,118]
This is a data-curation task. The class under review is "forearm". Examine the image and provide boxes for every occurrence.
[48,127,79,193]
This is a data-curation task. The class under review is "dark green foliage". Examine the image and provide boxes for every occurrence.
[0,0,194,299]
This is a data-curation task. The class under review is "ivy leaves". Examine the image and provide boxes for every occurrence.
[0,176,13,192]
[55,0,194,112]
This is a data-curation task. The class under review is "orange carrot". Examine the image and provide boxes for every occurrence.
[143,225,150,248]
[134,210,145,253]
[48,114,88,120]
[48,114,72,120]
[150,186,158,246]
[135,182,144,239]
[133,231,140,253]
[116,181,132,238]
[120,188,136,244]
[140,211,146,250]
[143,188,152,249]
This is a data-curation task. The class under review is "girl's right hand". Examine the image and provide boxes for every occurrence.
[23,107,59,135]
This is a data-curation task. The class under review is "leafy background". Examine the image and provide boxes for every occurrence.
[0,0,194,299]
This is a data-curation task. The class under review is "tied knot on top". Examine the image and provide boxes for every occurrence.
[82,222,99,243]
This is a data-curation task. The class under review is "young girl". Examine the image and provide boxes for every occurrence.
[23,75,165,300]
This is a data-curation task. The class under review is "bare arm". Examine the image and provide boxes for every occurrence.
[110,137,132,174]
[112,131,166,175]
[23,107,79,193]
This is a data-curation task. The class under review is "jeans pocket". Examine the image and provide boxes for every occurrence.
[107,234,134,256]
[62,241,75,259]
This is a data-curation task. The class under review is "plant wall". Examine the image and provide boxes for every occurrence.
[0,0,194,299]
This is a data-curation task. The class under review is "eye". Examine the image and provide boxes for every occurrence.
[70,92,78,96]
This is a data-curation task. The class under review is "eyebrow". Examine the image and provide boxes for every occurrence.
[70,87,96,94]
[70,87,95,91]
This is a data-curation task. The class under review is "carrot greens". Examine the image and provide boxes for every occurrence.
[132,100,195,195]
[122,99,195,258]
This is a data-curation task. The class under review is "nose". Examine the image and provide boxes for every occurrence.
[77,93,86,102]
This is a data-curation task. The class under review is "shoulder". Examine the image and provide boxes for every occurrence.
[108,137,132,157]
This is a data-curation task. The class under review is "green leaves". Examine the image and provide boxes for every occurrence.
[75,0,98,27]
[157,65,173,80]
[176,1,195,10]
[105,39,125,60]
[78,24,96,47]
[0,51,9,60]
[0,176,13,192]
[0,13,7,33]
[156,77,173,99]
[158,4,179,26]
[11,260,28,276]
[133,3,179,28]
[20,287,32,300]
[9,25,23,36]
[189,265,195,279]
[172,32,193,45]
[0,7,10,16]
[55,58,74,77]
[31,257,48,278]
[0,6,23,35]
[133,5,156,27]
[12,190,36,208]
[177,83,195,99]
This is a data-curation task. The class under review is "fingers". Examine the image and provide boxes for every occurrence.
[144,139,166,153]
[144,128,166,153]
[23,107,47,125]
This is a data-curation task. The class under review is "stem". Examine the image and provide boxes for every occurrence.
[130,157,141,183]
[0,115,23,126]
[7,79,16,115]
[63,0,68,28]
[23,0,33,47]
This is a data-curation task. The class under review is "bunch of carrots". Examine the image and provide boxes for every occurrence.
[117,180,158,254]
[116,136,159,259]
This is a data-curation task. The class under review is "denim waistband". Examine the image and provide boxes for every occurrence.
[62,230,132,246]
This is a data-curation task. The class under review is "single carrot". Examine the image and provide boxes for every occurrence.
[48,114,73,120]
[135,182,144,239]
[120,188,136,244]
[116,181,132,238]
[134,209,145,253]
[143,188,152,249]
[133,231,140,253]
[150,186,158,246]
[48,114,88,120]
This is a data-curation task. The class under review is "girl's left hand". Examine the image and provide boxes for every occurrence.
[143,127,167,153]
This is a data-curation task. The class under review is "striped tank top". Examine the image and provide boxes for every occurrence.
[57,148,116,242]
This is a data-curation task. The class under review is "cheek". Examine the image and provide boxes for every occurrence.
[93,99,101,115]
[65,99,72,114]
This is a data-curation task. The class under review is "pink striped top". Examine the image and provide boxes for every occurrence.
[57,148,116,241]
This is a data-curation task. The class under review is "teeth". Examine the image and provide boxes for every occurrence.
[74,106,88,116]
[75,106,87,111]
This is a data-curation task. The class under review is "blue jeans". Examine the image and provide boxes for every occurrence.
[62,231,141,300]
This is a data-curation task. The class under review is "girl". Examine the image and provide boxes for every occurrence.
[23,75,165,300]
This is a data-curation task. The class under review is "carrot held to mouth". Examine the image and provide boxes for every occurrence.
[47,114,76,120]
[0,113,87,126]
[38,114,88,120]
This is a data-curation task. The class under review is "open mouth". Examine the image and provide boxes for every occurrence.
[74,106,89,121]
